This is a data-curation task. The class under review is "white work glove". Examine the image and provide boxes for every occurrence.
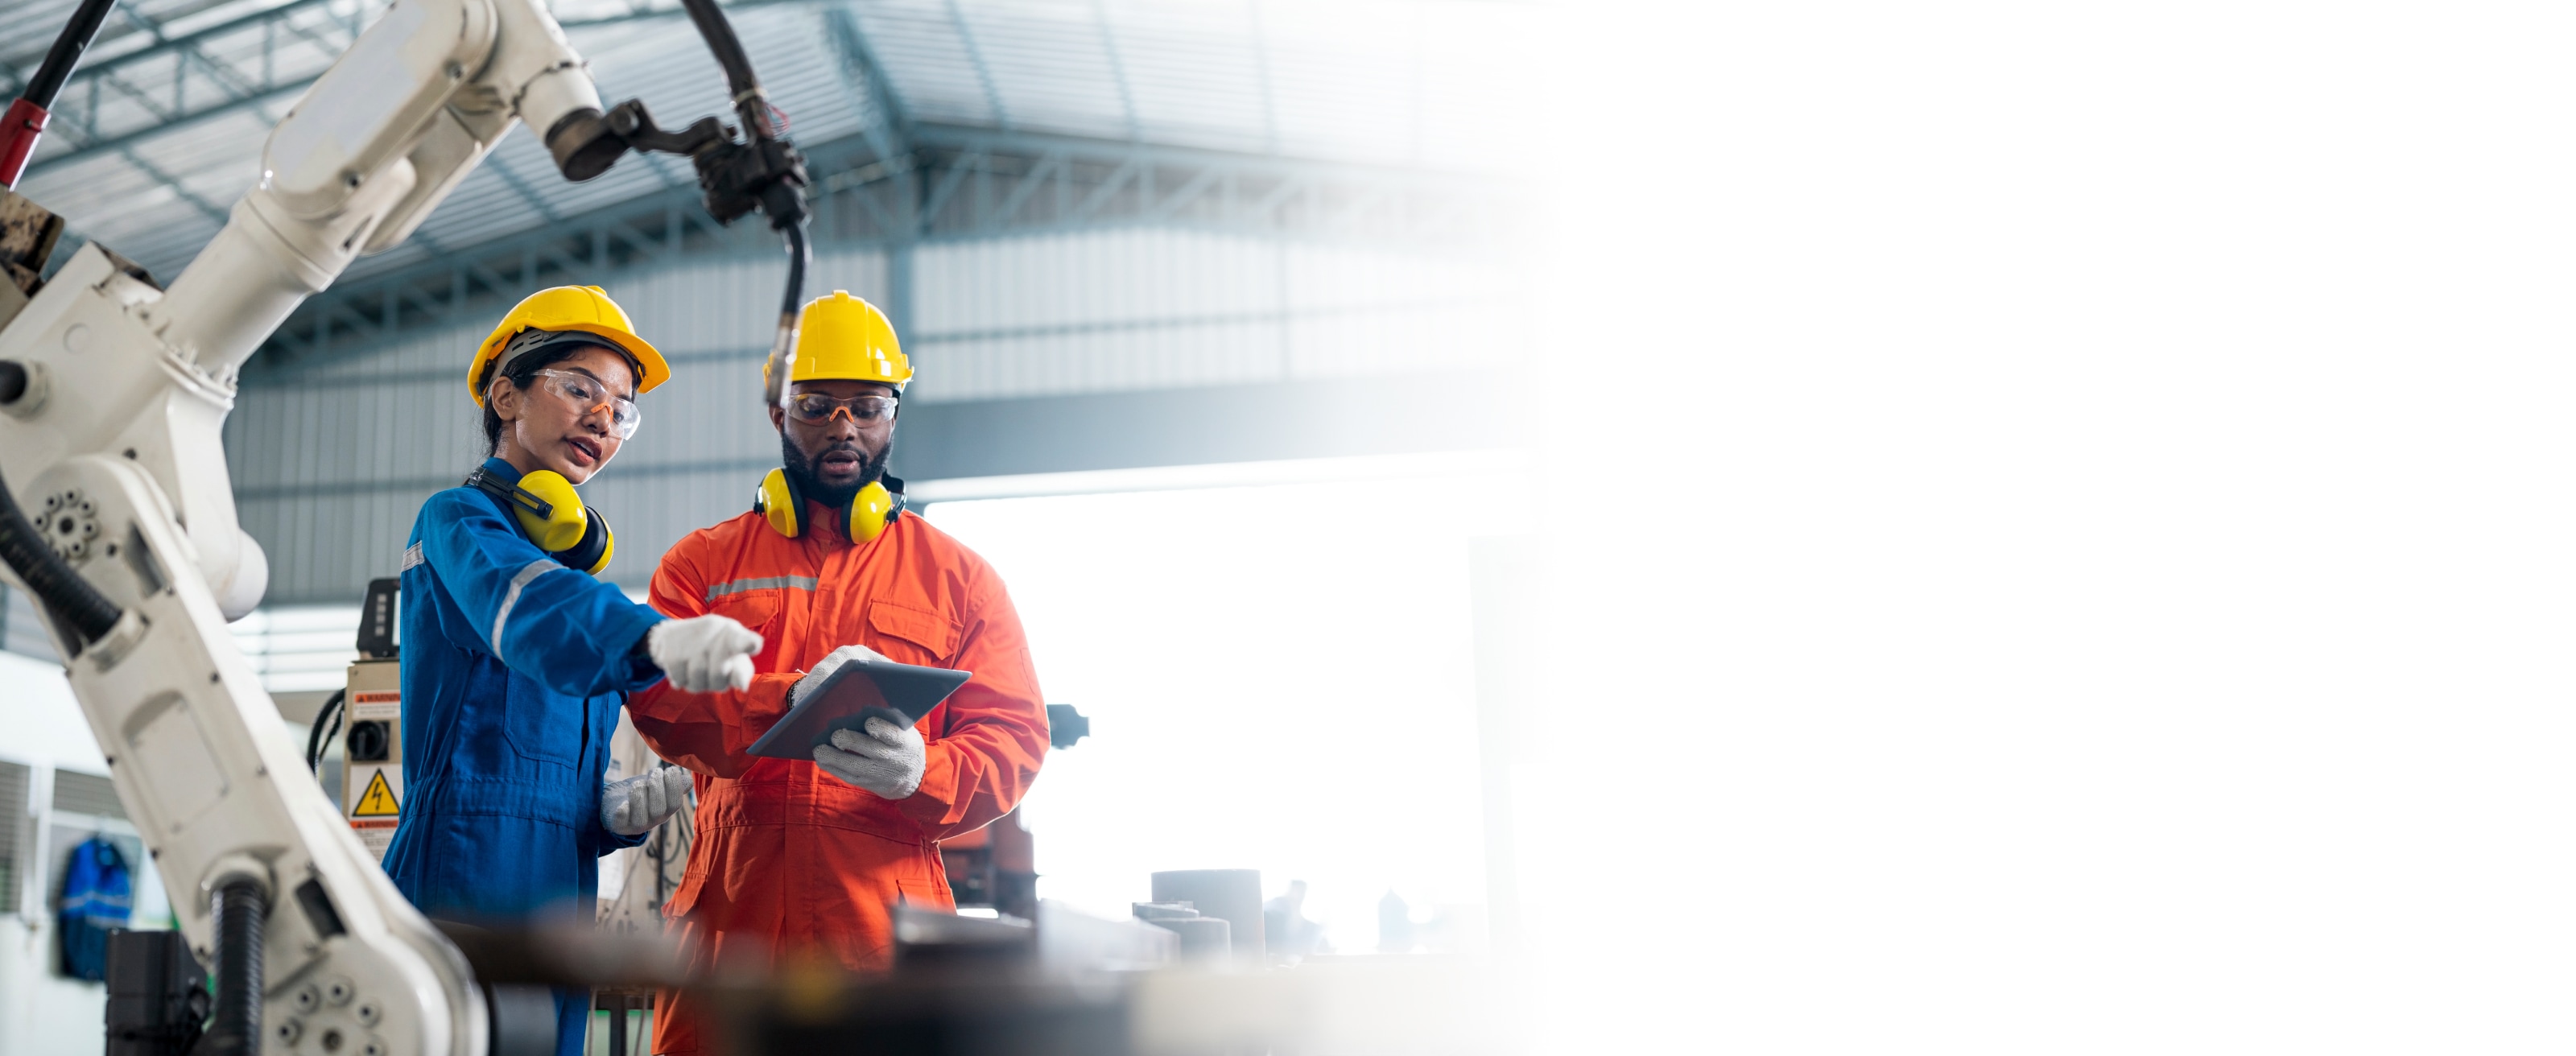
[601,765,692,836]
[791,643,890,705]
[813,717,925,800]
[646,614,761,693]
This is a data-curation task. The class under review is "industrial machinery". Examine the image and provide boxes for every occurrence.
[942,705,1088,918]
[0,1,1512,1051]
[0,0,813,1050]
[338,578,407,861]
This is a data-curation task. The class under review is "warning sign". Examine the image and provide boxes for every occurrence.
[350,690,400,721]
[353,770,402,816]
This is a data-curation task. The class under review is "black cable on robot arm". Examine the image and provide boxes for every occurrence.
[20,0,117,109]
[764,222,809,409]
[781,223,807,324]
[675,0,777,141]
[0,461,122,645]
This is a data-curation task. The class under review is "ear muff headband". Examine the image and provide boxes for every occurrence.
[465,468,615,575]
[753,469,907,542]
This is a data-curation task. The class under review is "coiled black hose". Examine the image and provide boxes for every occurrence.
[303,689,345,774]
[0,427,122,643]
[196,878,264,1056]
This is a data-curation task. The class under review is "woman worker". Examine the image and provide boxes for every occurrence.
[382,286,763,1056]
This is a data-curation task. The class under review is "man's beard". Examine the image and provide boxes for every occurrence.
[781,431,886,510]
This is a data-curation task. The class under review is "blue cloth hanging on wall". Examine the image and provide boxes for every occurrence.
[57,835,132,981]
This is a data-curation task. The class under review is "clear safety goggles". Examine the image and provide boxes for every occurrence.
[786,392,898,425]
[530,369,641,439]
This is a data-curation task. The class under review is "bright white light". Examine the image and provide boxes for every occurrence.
[230,604,362,693]
[1534,0,2576,1050]
[927,466,1525,954]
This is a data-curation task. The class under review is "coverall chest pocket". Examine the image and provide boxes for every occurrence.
[865,600,961,667]
[712,592,784,666]
[501,674,580,765]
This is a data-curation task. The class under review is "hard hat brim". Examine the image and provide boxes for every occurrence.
[469,323,670,405]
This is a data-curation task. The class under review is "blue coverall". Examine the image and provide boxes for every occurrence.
[384,456,667,1056]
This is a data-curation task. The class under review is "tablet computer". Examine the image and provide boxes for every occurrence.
[744,656,974,761]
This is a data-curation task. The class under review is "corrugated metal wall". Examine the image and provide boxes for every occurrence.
[227,229,1513,604]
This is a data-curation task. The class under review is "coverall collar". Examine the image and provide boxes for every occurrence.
[479,456,525,485]
[807,497,854,544]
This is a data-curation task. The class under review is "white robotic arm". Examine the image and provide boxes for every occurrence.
[0,2,633,1052]
[155,0,614,382]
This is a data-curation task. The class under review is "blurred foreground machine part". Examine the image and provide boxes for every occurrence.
[741,904,1517,1056]
[1130,902,1231,963]
[102,929,208,1056]
[450,903,1513,1056]
[1151,869,1265,965]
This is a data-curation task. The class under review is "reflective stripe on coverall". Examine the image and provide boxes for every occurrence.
[626,505,1048,1055]
[386,456,664,1056]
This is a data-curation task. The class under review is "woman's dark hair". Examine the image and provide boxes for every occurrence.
[478,340,643,456]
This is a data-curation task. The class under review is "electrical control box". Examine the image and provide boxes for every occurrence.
[341,658,403,861]
[333,577,404,861]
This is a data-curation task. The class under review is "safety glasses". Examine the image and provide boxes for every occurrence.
[786,393,898,425]
[530,369,641,439]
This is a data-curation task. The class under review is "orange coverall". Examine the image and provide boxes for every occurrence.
[625,505,1049,1054]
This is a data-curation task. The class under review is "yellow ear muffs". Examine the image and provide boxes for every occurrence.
[510,470,588,551]
[465,467,615,575]
[554,506,613,575]
[754,468,906,542]
[755,468,804,538]
[850,480,895,544]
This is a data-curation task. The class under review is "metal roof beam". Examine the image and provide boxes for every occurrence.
[481,155,568,225]
[115,142,228,225]
[943,0,1011,130]
[27,0,361,176]
[822,4,914,163]
[1092,0,1141,142]
[1247,0,1280,155]
[981,148,1067,231]
[55,0,338,102]
[250,122,1513,371]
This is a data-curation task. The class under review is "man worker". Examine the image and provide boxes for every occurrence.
[623,290,1051,1054]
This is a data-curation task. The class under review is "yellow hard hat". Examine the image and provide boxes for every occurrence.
[469,286,669,406]
[769,290,911,393]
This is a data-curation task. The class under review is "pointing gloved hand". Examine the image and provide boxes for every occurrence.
[647,614,762,692]
[601,765,692,836]
[813,716,924,800]
[791,643,890,706]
